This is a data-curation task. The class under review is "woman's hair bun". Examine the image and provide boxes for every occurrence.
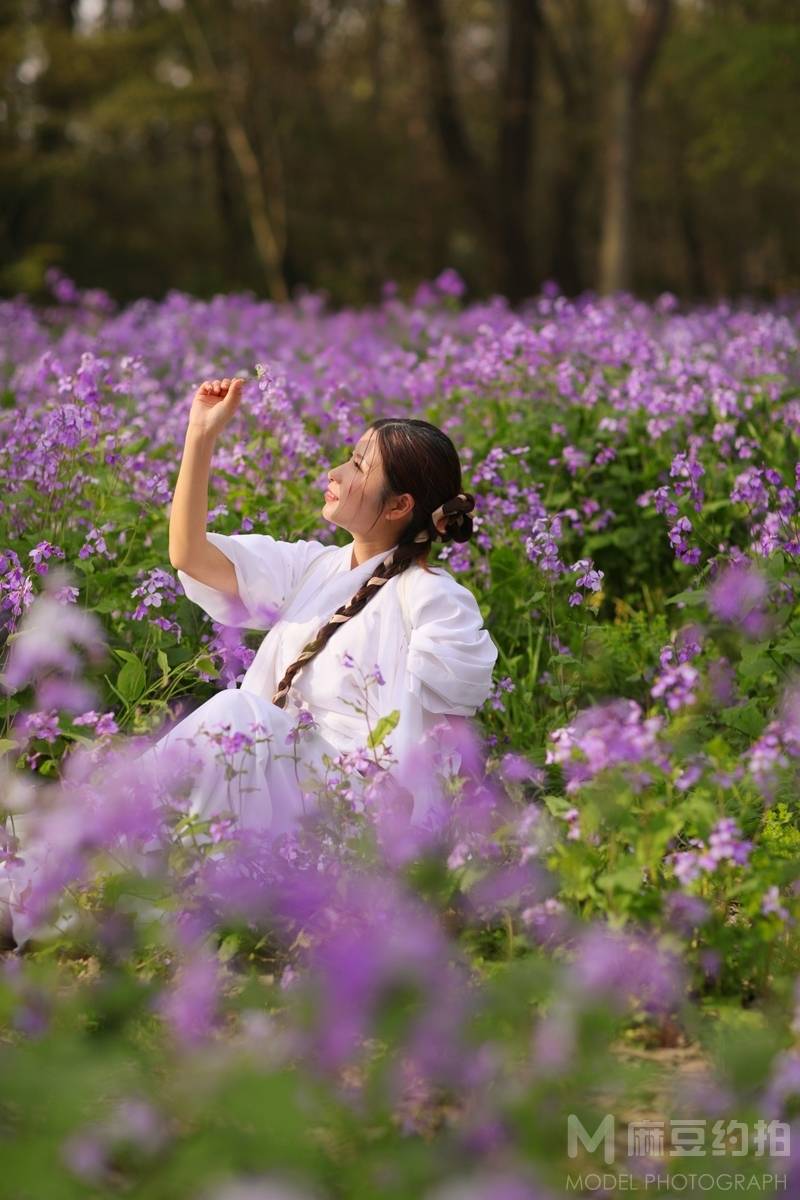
[431,491,475,544]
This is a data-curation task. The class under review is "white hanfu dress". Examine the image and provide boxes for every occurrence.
[0,536,499,945]
[146,532,499,835]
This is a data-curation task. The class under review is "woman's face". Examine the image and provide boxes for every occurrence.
[323,428,411,538]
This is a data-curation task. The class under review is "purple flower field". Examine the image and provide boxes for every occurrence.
[1,271,800,1197]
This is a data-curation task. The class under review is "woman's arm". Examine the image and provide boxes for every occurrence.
[168,377,243,594]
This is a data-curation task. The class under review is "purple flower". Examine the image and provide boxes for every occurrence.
[300,875,470,1086]
[675,759,705,791]
[2,586,107,693]
[563,445,589,475]
[285,707,317,745]
[576,567,604,592]
[708,656,737,707]
[433,267,466,299]
[761,1051,800,1121]
[667,514,699,563]
[61,1132,108,1184]
[130,566,181,624]
[17,709,61,744]
[486,677,515,712]
[707,561,769,638]
[209,817,238,844]
[158,948,221,1047]
[94,713,119,736]
[546,699,667,794]
[61,1097,169,1187]
[672,850,703,886]
[650,662,700,711]
[499,753,544,787]
[525,514,567,577]
[560,806,581,840]
[667,818,753,884]
[73,710,100,727]
[36,677,97,715]
[670,450,706,510]
[761,885,790,921]
[568,925,683,1015]
[664,891,709,935]
[78,524,117,562]
[28,541,66,576]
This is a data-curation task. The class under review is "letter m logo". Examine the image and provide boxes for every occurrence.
[567,1113,615,1164]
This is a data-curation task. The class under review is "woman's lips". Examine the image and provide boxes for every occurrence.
[325,489,337,501]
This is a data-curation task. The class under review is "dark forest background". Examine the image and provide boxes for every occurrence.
[2,0,799,306]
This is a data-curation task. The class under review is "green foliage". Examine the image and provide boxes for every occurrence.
[2,1,800,302]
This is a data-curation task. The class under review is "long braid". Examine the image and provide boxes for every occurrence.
[271,492,475,710]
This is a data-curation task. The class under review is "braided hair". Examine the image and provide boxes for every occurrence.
[271,417,475,709]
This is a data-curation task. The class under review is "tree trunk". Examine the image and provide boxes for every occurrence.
[599,74,635,293]
[598,0,672,295]
[181,0,289,303]
[47,0,79,31]
[549,136,588,295]
[407,0,540,302]
[406,0,494,236]
[496,0,540,301]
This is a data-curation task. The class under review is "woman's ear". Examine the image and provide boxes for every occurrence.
[389,492,415,521]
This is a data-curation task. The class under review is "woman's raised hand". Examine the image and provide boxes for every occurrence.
[188,377,245,438]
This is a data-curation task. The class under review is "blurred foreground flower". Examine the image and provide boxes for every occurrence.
[707,560,770,639]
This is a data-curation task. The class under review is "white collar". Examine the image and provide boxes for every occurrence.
[339,541,399,573]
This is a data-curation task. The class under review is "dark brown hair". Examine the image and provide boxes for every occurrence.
[271,418,476,709]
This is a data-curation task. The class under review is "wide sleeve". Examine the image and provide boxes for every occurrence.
[405,568,498,716]
[176,533,332,630]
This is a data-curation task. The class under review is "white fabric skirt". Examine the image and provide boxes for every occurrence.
[136,687,344,837]
[0,688,345,946]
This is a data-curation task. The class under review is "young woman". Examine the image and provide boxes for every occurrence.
[157,376,499,835]
[0,378,499,945]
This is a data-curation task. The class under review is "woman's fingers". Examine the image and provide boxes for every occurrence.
[197,376,242,398]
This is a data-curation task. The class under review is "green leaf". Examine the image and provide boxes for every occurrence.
[116,655,146,704]
[92,596,119,614]
[218,933,241,963]
[597,864,644,893]
[775,637,800,664]
[490,546,525,589]
[718,700,766,738]
[0,738,19,755]
[157,648,170,684]
[665,588,706,607]
[368,709,400,749]
[113,648,141,664]
[195,654,219,677]
[103,674,127,705]
[737,642,773,685]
